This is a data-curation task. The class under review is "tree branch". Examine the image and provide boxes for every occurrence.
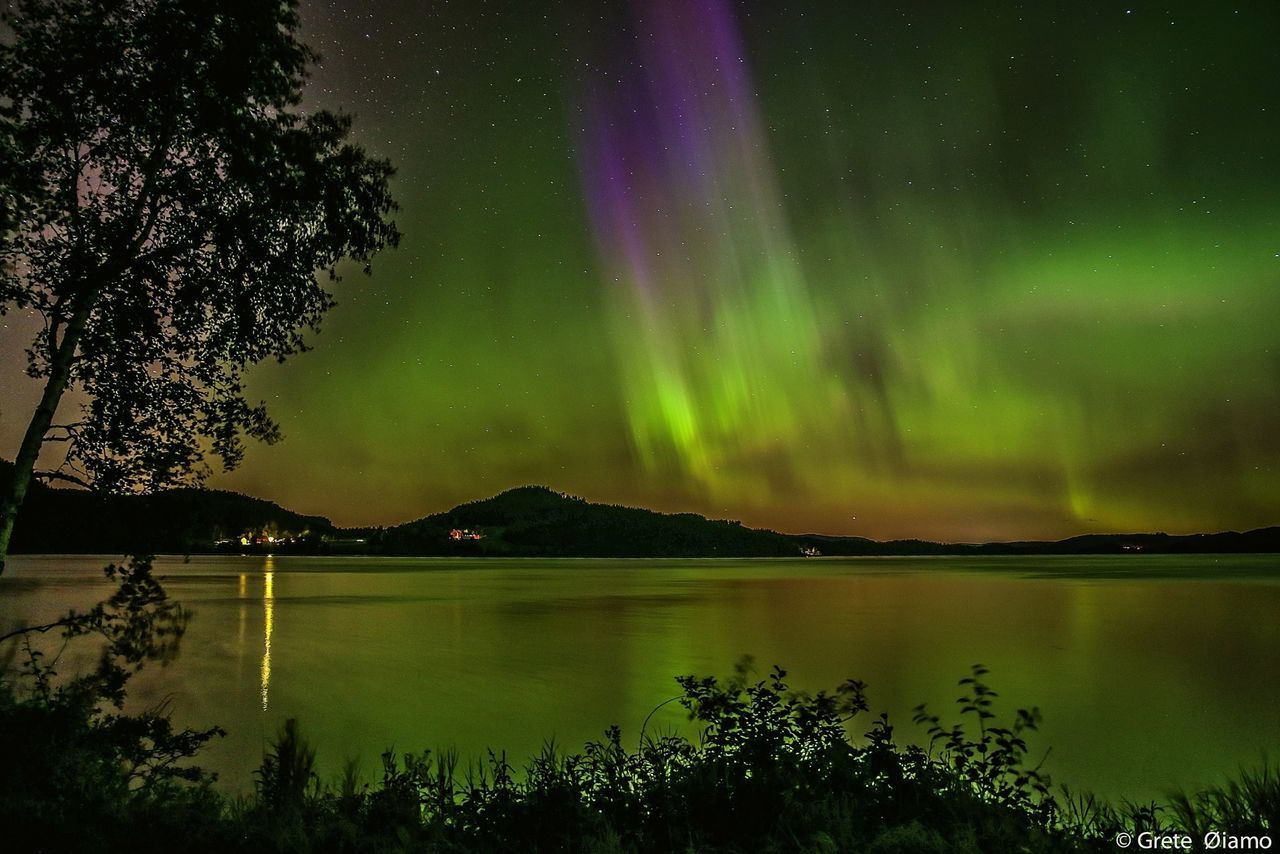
[120,136,173,261]
[33,469,91,488]
[0,616,79,646]
[130,235,211,271]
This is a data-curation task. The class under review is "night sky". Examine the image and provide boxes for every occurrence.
[4,0,1279,540]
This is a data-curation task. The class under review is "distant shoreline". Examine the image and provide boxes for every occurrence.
[5,463,1278,558]
[8,550,1280,562]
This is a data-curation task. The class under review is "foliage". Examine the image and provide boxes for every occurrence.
[178,660,1280,852]
[0,0,400,565]
[0,555,225,851]
[911,664,1053,817]
[1166,764,1280,839]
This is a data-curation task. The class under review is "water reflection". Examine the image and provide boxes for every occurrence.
[237,573,247,686]
[3,554,1278,803]
[260,559,274,712]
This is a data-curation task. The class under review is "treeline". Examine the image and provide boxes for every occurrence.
[7,466,1279,558]
[0,460,333,554]
[802,528,1280,556]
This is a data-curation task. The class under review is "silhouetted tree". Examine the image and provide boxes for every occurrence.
[0,0,400,569]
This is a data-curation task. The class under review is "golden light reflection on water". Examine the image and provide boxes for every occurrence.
[260,559,274,712]
[237,573,247,683]
[27,554,1273,803]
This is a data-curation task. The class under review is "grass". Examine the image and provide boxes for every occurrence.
[1,558,1275,852]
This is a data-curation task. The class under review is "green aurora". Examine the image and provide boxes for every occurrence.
[2,0,1277,540]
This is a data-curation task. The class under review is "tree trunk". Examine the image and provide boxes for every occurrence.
[0,298,96,574]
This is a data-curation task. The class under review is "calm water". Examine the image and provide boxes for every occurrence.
[2,554,1279,802]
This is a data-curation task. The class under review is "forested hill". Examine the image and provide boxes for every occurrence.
[0,460,334,554]
[374,486,1280,557]
[378,486,801,557]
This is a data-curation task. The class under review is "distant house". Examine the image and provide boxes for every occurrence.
[449,528,484,541]
[228,530,300,547]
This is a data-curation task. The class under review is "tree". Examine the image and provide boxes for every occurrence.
[0,0,401,570]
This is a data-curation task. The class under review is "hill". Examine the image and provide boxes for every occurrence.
[377,486,800,557]
[373,486,1280,557]
[0,460,334,554]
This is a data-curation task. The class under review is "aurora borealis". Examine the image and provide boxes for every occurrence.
[3,0,1278,540]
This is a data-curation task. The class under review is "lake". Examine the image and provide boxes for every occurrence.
[2,554,1278,803]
